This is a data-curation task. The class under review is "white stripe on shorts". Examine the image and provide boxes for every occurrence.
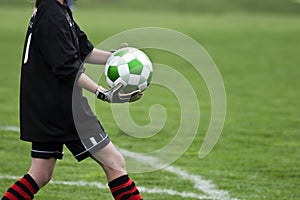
[74,135,109,158]
[31,149,64,154]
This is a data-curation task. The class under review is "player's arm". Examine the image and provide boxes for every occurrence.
[85,48,112,65]
[84,43,128,65]
[77,73,99,93]
[77,73,142,103]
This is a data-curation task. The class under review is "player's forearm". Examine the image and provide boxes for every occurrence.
[77,73,100,94]
[85,48,111,65]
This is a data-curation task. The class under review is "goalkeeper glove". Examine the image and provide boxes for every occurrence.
[96,83,142,103]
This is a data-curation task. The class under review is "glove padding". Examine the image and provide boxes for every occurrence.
[96,83,142,103]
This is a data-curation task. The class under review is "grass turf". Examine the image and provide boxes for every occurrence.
[0,4,300,200]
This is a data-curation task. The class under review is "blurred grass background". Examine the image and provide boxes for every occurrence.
[1,0,300,14]
[0,0,300,199]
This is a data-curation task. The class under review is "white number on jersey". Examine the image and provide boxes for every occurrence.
[23,33,32,64]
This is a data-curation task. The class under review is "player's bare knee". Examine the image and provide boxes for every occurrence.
[39,176,51,187]
[43,171,53,184]
[107,154,125,171]
[95,152,126,173]
[113,153,126,170]
[28,171,53,188]
[92,142,126,172]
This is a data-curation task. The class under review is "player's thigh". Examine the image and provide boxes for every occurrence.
[28,142,62,186]
[29,157,57,176]
[91,142,125,170]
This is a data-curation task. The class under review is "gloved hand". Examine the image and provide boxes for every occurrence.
[96,83,142,103]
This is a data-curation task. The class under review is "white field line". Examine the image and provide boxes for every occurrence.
[0,126,237,200]
[0,175,108,189]
[0,125,20,132]
[120,149,238,200]
[0,175,208,199]
[165,166,237,200]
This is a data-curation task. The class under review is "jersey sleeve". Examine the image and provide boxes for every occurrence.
[75,22,94,60]
[36,14,84,85]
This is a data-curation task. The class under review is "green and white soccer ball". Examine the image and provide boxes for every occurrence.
[104,47,153,93]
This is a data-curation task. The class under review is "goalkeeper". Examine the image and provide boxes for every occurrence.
[2,0,143,199]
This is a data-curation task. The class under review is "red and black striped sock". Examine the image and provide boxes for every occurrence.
[2,174,39,200]
[108,175,142,200]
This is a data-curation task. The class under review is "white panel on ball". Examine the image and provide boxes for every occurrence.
[122,53,136,63]
[128,74,141,85]
[118,64,130,76]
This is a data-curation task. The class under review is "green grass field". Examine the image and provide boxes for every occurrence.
[0,1,300,200]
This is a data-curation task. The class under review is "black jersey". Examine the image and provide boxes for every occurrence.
[20,0,101,142]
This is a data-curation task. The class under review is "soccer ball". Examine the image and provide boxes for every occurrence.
[104,47,153,93]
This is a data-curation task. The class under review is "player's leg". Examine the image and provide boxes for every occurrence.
[91,142,126,181]
[2,158,57,200]
[67,137,142,200]
[28,142,63,188]
[28,157,57,188]
[91,142,142,200]
[70,102,143,200]
[1,173,40,200]
[2,143,61,200]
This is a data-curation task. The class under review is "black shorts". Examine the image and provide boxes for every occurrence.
[31,134,110,162]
